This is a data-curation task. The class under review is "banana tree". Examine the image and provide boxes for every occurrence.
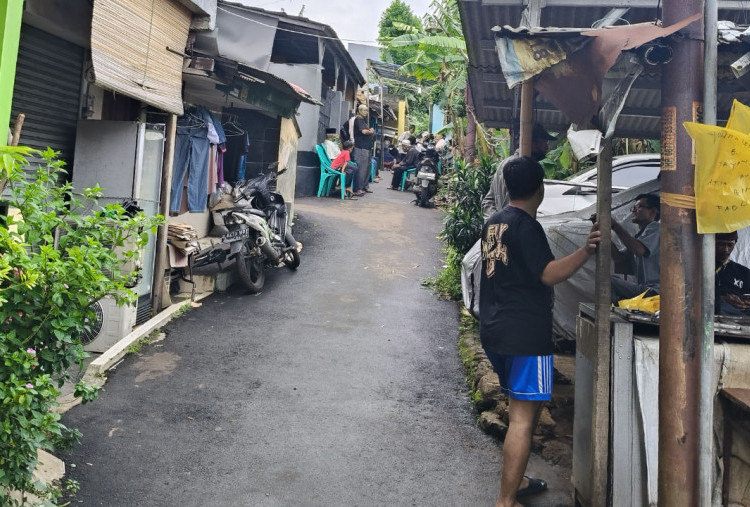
[383,0,485,160]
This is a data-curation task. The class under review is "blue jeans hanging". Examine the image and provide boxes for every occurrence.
[170,125,211,213]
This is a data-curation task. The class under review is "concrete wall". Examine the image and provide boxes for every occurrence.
[267,63,321,152]
[267,62,323,197]
[347,43,381,80]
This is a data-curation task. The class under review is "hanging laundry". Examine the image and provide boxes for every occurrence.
[224,130,250,183]
[170,113,210,214]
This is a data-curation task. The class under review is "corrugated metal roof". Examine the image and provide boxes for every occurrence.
[459,1,750,138]
[368,60,423,85]
[219,1,364,86]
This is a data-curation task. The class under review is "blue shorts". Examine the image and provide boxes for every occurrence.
[484,350,553,401]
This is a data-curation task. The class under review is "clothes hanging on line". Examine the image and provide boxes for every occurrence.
[223,131,250,183]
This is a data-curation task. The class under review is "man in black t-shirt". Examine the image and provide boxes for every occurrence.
[479,156,601,506]
[715,231,750,316]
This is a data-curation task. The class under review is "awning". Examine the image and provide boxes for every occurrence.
[236,64,322,106]
[493,14,703,126]
[209,63,321,119]
[91,0,191,115]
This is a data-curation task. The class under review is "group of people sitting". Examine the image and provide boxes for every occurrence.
[323,126,447,199]
[384,132,445,190]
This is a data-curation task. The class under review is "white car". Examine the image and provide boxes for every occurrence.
[538,153,661,217]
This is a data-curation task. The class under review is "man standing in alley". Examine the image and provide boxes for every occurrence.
[353,104,375,194]
[609,193,661,304]
[480,156,600,507]
[482,123,556,220]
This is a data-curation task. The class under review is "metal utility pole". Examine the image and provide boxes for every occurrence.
[659,0,704,504]
[700,1,718,503]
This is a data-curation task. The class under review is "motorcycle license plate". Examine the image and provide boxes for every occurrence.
[417,171,436,181]
[222,228,249,243]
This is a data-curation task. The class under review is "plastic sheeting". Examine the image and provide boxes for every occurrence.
[632,336,750,505]
[462,175,750,341]
[462,179,660,340]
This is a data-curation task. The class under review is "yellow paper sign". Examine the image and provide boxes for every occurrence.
[684,100,750,233]
[726,99,750,132]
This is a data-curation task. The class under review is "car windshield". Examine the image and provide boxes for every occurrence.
[584,162,660,188]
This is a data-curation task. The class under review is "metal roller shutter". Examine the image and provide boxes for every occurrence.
[10,24,84,180]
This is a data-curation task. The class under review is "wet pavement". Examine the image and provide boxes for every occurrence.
[61,180,573,506]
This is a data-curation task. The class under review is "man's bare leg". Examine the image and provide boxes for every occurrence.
[495,398,544,507]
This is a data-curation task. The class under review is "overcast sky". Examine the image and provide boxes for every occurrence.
[237,0,433,46]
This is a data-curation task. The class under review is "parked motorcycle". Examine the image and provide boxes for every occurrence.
[413,142,440,208]
[232,162,300,289]
[191,163,299,294]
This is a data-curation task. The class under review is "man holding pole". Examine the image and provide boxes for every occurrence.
[480,156,600,506]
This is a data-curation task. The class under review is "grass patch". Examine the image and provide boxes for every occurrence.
[423,247,463,301]
[173,302,191,318]
[457,309,482,407]
[126,329,163,355]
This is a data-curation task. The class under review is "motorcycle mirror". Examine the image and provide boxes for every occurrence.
[267,161,279,171]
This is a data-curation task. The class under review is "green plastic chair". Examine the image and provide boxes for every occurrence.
[400,167,416,190]
[315,144,346,199]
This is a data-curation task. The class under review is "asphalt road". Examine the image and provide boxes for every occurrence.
[61,181,572,506]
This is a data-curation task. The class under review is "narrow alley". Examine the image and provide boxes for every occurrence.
[60,186,572,506]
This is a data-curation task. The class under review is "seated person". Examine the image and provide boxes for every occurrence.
[434,133,446,152]
[330,140,363,197]
[389,137,420,190]
[389,145,401,163]
[715,231,750,316]
[383,150,395,171]
[323,136,341,160]
[609,193,661,304]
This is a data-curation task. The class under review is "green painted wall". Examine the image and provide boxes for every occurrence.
[0,0,23,147]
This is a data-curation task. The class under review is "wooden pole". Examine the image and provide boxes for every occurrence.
[591,137,613,506]
[519,81,533,156]
[10,112,23,146]
[0,112,23,194]
[151,113,177,313]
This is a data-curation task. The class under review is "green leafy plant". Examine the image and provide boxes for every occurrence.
[427,156,494,302]
[0,146,162,503]
[539,137,574,180]
[442,156,494,256]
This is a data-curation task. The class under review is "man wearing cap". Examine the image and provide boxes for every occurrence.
[353,104,376,193]
[389,136,420,190]
[482,123,556,221]
[715,230,750,316]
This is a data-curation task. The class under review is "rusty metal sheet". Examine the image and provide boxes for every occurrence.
[534,14,703,126]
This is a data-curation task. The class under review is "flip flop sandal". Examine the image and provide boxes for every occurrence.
[346,195,358,200]
[516,476,547,498]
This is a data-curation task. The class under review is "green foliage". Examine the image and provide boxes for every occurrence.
[539,137,574,180]
[0,146,163,502]
[441,156,494,255]
[423,246,462,301]
[613,137,660,156]
[378,0,422,65]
